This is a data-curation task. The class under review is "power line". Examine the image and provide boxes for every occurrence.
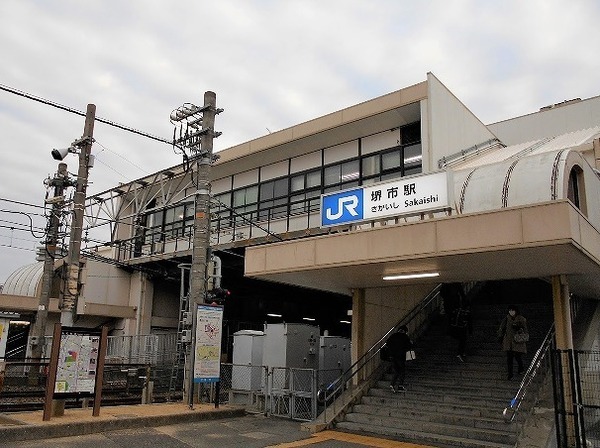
[0,83,172,145]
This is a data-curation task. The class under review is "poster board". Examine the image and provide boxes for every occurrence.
[43,324,108,420]
[53,327,102,395]
[193,304,223,384]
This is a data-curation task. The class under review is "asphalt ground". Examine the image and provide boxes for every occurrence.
[0,403,435,448]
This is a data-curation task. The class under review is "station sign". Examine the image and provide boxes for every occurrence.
[320,171,449,227]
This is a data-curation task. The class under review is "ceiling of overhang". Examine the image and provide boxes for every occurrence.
[213,102,422,178]
[247,242,600,299]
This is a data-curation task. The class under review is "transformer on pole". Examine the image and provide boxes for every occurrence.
[170,92,222,406]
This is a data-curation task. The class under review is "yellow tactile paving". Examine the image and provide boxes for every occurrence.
[269,430,436,448]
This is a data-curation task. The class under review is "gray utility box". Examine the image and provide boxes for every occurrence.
[319,336,351,389]
[262,323,320,370]
[231,330,265,391]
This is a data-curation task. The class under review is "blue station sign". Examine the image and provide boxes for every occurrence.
[320,171,449,227]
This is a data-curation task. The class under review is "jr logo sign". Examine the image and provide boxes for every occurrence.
[321,189,364,227]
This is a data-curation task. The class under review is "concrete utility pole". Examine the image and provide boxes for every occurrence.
[61,104,96,327]
[188,92,217,405]
[30,163,70,360]
[170,92,220,405]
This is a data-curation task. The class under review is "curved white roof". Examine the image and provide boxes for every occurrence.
[2,262,43,297]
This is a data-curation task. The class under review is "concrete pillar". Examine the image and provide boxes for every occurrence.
[351,288,365,382]
[551,275,577,447]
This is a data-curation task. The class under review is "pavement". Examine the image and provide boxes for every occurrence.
[0,402,436,448]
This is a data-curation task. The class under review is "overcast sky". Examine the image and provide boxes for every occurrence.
[1,0,599,284]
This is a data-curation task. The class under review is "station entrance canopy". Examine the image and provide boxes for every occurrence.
[245,200,600,299]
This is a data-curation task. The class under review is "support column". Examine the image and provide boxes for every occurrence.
[552,275,577,447]
[351,288,365,382]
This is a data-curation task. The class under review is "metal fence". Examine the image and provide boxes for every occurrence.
[36,333,178,365]
[553,350,600,448]
[199,364,342,421]
[0,357,333,421]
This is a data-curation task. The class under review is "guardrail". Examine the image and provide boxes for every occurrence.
[502,324,555,423]
[313,284,443,428]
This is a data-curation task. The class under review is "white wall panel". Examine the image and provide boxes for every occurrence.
[233,169,259,189]
[324,141,358,165]
[362,130,400,155]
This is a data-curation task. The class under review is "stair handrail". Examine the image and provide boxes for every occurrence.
[503,323,555,423]
[317,284,442,405]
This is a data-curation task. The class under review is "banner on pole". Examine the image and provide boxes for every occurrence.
[194,305,223,383]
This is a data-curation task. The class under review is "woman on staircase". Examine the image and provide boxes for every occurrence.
[497,305,528,380]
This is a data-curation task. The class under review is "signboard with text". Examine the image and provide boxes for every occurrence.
[194,305,224,384]
[320,171,449,227]
[54,328,101,395]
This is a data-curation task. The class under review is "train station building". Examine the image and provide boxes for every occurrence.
[3,72,600,354]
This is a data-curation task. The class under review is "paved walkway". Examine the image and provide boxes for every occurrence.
[0,403,436,447]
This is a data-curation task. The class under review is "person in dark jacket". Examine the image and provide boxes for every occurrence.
[441,283,472,362]
[497,305,528,379]
[386,325,413,393]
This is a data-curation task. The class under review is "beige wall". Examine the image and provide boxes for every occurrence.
[427,73,497,168]
[362,284,433,352]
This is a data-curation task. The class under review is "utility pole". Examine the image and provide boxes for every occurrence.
[61,104,96,326]
[170,92,221,405]
[30,163,70,360]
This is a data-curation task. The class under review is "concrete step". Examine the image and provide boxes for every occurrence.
[360,394,508,420]
[370,383,513,406]
[352,403,511,432]
[374,375,519,400]
[340,412,517,446]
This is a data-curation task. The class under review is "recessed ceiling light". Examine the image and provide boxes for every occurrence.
[383,272,440,281]
[302,317,316,321]
[267,313,282,318]
[340,320,351,324]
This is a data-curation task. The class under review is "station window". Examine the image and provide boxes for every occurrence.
[232,185,259,225]
[259,177,289,220]
[211,192,232,229]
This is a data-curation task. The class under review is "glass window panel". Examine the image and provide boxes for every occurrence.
[324,165,340,186]
[341,160,360,183]
[214,193,231,208]
[401,122,421,145]
[165,208,175,224]
[306,170,321,188]
[404,143,422,165]
[404,165,422,177]
[291,175,304,192]
[233,189,246,207]
[362,155,380,177]
[306,189,321,199]
[382,149,401,171]
[246,186,258,204]
[174,205,185,221]
[273,178,288,198]
[185,203,194,218]
[260,182,274,201]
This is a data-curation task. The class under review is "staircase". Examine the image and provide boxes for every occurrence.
[335,294,554,448]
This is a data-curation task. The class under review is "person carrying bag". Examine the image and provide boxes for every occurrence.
[386,325,413,393]
[497,305,528,380]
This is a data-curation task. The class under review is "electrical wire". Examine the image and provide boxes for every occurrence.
[95,140,150,175]
[0,83,172,145]
[0,210,46,238]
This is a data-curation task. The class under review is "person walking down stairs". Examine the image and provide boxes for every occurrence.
[497,305,529,380]
[386,325,413,393]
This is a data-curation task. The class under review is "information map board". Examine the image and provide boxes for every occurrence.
[44,324,108,420]
[194,304,224,384]
[54,329,101,395]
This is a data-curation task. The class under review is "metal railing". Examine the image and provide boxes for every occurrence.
[314,284,443,427]
[503,324,555,422]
